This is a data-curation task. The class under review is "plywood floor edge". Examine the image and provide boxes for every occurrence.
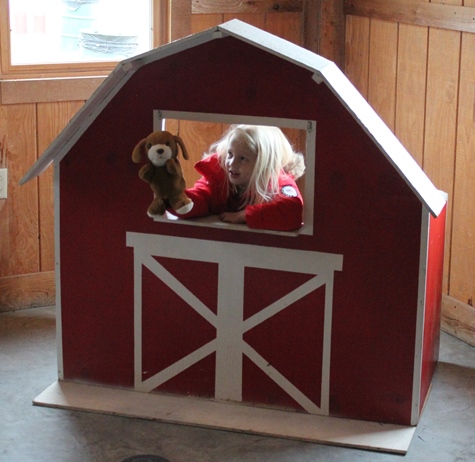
[33,381,416,455]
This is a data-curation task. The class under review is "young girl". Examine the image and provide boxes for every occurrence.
[174,124,305,231]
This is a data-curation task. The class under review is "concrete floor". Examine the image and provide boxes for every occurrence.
[1,306,474,462]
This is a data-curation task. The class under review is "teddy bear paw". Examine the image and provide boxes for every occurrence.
[175,201,194,215]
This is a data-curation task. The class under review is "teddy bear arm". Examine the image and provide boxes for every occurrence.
[165,158,183,176]
[138,164,153,182]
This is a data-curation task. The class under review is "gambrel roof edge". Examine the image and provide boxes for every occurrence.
[319,64,446,217]
[20,27,220,185]
[219,21,446,217]
[20,19,446,217]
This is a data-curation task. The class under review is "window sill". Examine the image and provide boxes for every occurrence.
[154,212,301,237]
[0,75,106,104]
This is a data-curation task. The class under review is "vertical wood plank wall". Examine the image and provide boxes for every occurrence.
[345,0,475,344]
[0,1,474,345]
[0,100,85,311]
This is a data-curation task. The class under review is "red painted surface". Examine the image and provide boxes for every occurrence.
[58,36,444,425]
[420,205,446,413]
[143,257,218,397]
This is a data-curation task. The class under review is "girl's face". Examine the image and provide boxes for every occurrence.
[225,138,257,190]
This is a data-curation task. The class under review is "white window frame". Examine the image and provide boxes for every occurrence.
[154,109,316,237]
[0,0,166,78]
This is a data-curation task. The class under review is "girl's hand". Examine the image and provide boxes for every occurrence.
[219,210,247,224]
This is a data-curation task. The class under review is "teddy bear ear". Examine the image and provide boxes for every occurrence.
[132,139,147,163]
[174,135,189,160]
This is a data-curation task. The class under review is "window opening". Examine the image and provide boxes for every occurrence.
[8,0,152,65]
[153,110,316,237]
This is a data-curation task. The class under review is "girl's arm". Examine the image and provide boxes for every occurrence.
[245,195,303,231]
[167,176,213,218]
[220,209,246,224]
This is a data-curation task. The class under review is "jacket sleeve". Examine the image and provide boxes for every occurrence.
[245,195,303,231]
[245,177,304,231]
[168,176,213,219]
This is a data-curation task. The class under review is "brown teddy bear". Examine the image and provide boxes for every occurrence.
[132,130,193,217]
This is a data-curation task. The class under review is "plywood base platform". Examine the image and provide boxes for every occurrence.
[34,381,416,454]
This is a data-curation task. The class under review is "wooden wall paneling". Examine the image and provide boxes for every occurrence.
[344,15,370,98]
[191,13,223,33]
[0,77,104,105]
[304,0,319,53]
[223,13,266,29]
[36,101,84,272]
[442,295,475,347]
[0,104,39,278]
[344,0,475,34]
[170,0,192,41]
[0,132,8,276]
[179,120,225,186]
[450,29,475,305]
[367,19,398,130]
[394,23,428,167]
[0,271,55,312]
[316,0,346,69]
[264,11,304,45]
[192,0,304,14]
[423,24,460,294]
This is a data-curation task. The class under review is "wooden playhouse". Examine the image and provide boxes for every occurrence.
[22,20,447,453]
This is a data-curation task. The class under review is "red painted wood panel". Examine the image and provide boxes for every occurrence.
[58,36,437,425]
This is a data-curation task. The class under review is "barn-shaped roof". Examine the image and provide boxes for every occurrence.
[21,19,446,216]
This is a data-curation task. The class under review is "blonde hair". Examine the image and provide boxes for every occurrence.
[207,125,305,205]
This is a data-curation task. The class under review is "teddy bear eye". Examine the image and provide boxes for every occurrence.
[147,143,152,149]
[165,142,170,146]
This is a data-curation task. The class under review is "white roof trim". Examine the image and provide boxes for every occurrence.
[319,63,446,217]
[20,19,446,217]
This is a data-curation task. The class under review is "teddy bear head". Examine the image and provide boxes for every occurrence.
[132,130,189,167]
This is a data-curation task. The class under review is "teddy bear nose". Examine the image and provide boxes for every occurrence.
[157,148,164,155]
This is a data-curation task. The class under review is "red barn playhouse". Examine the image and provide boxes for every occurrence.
[22,20,447,453]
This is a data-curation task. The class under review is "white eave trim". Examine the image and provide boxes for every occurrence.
[19,19,447,217]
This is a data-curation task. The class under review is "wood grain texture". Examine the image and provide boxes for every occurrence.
[0,104,39,278]
[344,0,475,33]
[317,0,346,69]
[367,18,398,130]
[303,0,319,53]
[178,120,225,186]
[37,101,84,272]
[0,77,105,105]
[450,29,475,304]
[191,13,223,32]
[442,295,475,347]
[343,0,475,343]
[171,0,192,41]
[192,0,303,14]
[0,271,55,312]
[344,15,370,98]
[223,12,266,29]
[265,11,303,44]
[395,23,428,167]
[423,25,460,294]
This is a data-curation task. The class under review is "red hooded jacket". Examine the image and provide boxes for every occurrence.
[173,154,303,231]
